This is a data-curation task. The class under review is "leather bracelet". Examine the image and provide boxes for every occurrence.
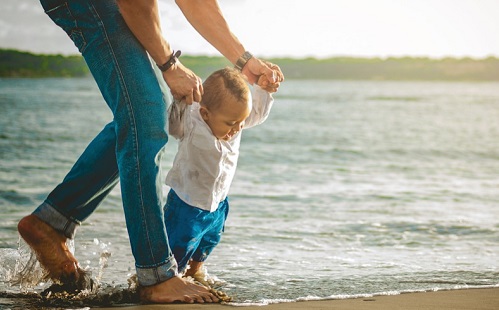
[234,51,253,71]
[157,50,181,72]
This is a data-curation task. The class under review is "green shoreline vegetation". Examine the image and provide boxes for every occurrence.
[1,49,499,81]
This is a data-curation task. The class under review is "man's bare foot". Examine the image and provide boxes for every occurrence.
[139,276,219,304]
[17,215,84,286]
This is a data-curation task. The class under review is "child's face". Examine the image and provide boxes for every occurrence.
[200,97,252,141]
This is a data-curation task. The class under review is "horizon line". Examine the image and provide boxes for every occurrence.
[1,47,498,61]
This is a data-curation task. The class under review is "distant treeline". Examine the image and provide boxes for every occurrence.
[1,49,499,80]
[274,56,499,81]
[0,49,88,77]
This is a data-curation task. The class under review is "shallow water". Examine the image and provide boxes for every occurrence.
[1,78,498,308]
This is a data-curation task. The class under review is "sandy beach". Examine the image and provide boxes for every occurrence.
[94,287,499,310]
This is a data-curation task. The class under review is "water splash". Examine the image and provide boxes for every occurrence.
[0,237,140,309]
[4,237,49,292]
[92,238,111,286]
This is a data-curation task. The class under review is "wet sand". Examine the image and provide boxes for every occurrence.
[95,287,499,310]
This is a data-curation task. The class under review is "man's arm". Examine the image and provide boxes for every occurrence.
[175,0,280,85]
[117,0,203,104]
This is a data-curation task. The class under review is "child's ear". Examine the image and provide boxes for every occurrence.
[199,106,210,121]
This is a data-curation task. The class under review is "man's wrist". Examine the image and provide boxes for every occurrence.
[157,50,182,72]
[234,51,253,72]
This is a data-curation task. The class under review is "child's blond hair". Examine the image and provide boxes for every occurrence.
[201,67,250,111]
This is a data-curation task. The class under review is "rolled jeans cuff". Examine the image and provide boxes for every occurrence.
[136,256,179,286]
[32,201,80,239]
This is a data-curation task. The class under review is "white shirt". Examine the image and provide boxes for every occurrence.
[165,85,274,212]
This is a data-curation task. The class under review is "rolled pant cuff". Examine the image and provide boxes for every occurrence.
[32,201,80,239]
[136,256,179,286]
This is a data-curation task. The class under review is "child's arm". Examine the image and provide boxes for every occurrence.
[243,85,274,129]
[243,60,281,129]
[167,99,188,139]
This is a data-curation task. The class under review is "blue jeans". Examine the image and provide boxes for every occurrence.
[33,0,176,286]
[164,190,229,273]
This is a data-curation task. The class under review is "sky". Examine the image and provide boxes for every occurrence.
[1,0,499,59]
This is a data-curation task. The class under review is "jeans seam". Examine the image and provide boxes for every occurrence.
[89,2,155,266]
[65,2,88,53]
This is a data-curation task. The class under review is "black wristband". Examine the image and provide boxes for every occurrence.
[157,50,181,72]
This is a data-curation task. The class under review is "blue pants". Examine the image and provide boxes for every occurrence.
[164,190,229,274]
[33,0,175,286]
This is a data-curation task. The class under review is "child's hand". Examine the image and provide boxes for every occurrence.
[256,60,284,93]
[257,75,279,93]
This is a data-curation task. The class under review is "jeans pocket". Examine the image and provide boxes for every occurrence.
[44,2,87,53]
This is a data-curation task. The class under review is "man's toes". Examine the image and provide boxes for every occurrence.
[192,294,206,303]
[204,295,216,303]
[201,292,218,303]
[182,295,195,303]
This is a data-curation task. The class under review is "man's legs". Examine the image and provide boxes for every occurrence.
[19,0,217,302]
[76,0,175,285]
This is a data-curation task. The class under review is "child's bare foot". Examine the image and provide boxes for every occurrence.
[183,261,231,302]
[184,261,210,287]
[17,215,85,287]
[138,276,219,303]
[184,260,204,278]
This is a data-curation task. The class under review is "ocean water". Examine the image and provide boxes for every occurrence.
[0,77,498,308]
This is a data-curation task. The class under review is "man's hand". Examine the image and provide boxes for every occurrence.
[242,57,274,85]
[163,61,204,104]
